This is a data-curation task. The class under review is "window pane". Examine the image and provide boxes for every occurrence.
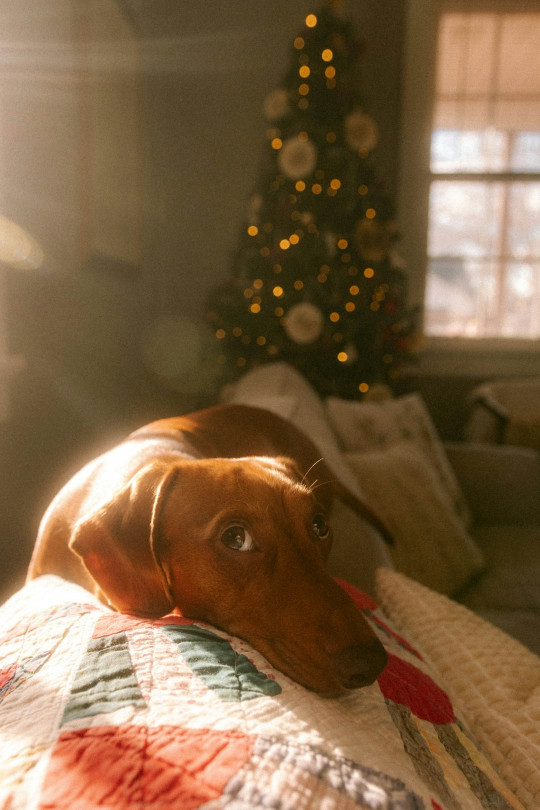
[428,181,503,259]
[507,183,540,257]
[511,133,540,172]
[426,180,540,338]
[431,12,540,173]
[425,258,498,337]
[431,130,507,173]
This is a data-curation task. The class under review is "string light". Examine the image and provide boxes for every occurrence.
[215,329,225,339]
[295,180,306,192]
[321,48,333,62]
[279,238,291,250]
[312,183,322,194]
[345,302,356,312]
[359,382,370,394]
[349,285,360,295]
[250,303,261,314]
[247,225,258,236]
[305,13,317,27]
[232,327,243,337]
[325,66,336,79]
[330,312,340,322]
[271,138,283,150]
[299,83,310,96]
[366,208,377,219]
[294,36,305,49]
[337,238,348,250]
[273,285,284,297]
[299,65,311,78]
[337,351,348,363]
[364,267,375,278]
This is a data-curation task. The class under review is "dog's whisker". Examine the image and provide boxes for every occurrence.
[301,458,325,488]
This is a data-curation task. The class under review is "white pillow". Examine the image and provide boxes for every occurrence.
[225,362,364,498]
[326,393,472,528]
[346,442,484,595]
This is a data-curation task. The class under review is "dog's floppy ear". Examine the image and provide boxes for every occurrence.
[69,462,178,617]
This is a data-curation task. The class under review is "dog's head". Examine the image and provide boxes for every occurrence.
[69,456,387,694]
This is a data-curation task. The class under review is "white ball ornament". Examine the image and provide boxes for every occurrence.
[283,302,324,345]
[344,110,379,154]
[263,88,290,122]
[277,136,317,180]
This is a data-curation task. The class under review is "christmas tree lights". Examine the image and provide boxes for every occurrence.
[206,2,419,397]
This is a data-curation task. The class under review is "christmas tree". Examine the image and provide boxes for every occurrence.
[206,1,418,398]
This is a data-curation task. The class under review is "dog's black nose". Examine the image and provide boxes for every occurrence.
[333,641,388,689]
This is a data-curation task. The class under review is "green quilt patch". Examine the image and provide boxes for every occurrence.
[161,625,282,701]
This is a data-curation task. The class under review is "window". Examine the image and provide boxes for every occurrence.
[424,9,540,339]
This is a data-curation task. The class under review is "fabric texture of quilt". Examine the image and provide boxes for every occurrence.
[0,575,525,810]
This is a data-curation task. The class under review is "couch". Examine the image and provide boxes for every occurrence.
[1,361,539,809]
[224,362,540,658]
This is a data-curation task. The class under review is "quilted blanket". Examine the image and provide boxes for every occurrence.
[0,575,524,810]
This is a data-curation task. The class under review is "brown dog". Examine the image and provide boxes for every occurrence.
[27,404,388,694]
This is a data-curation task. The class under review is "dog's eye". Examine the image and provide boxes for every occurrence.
[221,525,255,552]
[312,513,330,539]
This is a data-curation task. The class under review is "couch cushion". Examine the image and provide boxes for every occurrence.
[376,568,540,810]
[326,393,472,528]
[457,524,540,614]
[345,442,484,595]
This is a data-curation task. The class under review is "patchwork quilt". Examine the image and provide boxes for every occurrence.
[0,575,524,810]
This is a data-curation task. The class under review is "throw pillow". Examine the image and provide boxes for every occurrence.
[376,568,540,810]
[326,393,472,528]
[345,442,484,595]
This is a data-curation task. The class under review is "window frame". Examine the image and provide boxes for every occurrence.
[398,0,540,377]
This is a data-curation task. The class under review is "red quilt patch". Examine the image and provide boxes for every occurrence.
[41,726,256,809]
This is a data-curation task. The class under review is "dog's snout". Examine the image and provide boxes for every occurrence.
[333,641,388,690]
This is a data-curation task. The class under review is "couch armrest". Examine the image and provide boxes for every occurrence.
[444,442,540,525]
